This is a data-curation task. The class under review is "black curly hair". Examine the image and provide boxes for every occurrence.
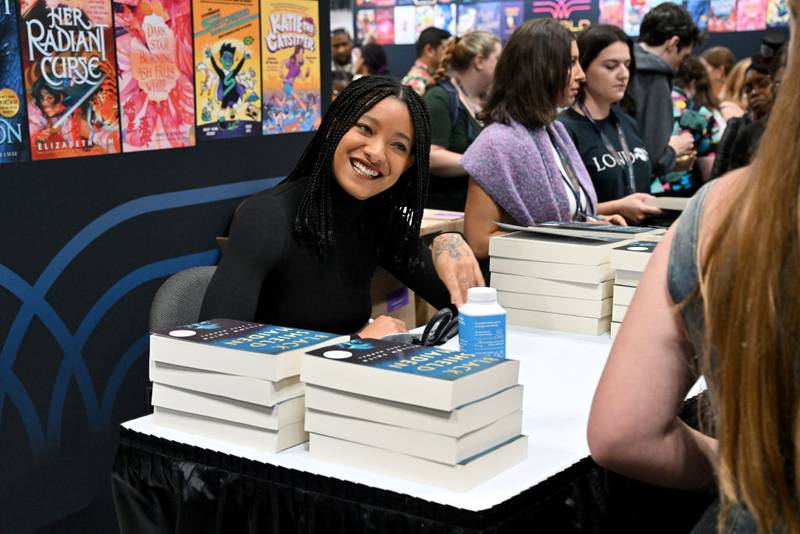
[283,75,431,268]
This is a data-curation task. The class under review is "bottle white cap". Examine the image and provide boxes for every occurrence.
[467,287,497,303]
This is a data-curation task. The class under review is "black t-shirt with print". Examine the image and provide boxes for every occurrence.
[557,107,652,203]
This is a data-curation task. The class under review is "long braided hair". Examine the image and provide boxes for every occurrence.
[283,76,431,268]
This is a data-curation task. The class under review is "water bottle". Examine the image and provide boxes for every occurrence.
[458,287,506,357]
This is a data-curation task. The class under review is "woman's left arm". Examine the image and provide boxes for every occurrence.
[587,225,717,490]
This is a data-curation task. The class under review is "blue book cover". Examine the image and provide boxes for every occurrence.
[155,318,342,355]
[305,338,507,381]
[0,0,30,163]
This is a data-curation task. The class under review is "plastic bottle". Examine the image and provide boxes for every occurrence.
[458,287,507,357]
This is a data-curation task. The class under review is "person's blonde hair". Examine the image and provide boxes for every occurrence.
[432,31,500,84]
[700,0,800,530]
[718,57,751,109]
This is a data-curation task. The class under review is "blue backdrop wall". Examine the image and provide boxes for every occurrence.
[0,4,330,532]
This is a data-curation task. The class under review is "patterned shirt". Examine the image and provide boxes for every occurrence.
[401,59,435,96]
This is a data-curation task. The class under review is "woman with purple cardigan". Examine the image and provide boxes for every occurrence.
[462,19,625,261]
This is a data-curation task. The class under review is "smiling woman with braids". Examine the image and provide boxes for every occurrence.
[200,76,484,338]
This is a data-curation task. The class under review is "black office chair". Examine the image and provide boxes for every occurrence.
[149,265,217,331]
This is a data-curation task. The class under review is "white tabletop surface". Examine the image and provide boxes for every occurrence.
[122,326,703,512]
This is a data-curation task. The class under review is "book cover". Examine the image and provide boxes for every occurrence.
[261,0,321,135]
[687,0,710,30]
[610,240,659,272]
[599,0,624,26]
[306,338,508,381]
[535,220,663,236]
[393,5,415,44]
[767,0,789,26]
[154,318,343,355]
[476,2,501,36]
[355,8,376,43]
[193,0,262,141]
[414,5,434,35]
[708,0,737,31]
[114,0,196,152]
[623,0,648,35]
[736,0,767,30]
[0,0,30,163]
[457,4,478,35]
[375,6,394,44]
[434,4,457,36]
[20,0,122,160]
[355,0,395,6]
[500,2,522,40]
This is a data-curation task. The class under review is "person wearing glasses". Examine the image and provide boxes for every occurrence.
[711,53,785,178]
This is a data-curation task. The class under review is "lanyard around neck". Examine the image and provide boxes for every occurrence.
[542,128,591,221]
[578,102,636,195]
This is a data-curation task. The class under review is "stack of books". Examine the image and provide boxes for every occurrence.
[610,241,660,337]
[489,229,631,335]
[148,319,347,452]
[301,339,527,491]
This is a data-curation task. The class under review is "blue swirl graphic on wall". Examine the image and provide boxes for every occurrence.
[0,177,279,454]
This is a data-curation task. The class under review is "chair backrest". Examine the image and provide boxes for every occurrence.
[149,266,217,331]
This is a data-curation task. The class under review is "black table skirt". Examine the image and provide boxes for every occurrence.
[112,399,714,533]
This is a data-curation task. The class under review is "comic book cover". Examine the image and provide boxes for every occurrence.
[375,6,394,44]
[457,4,478,35]
[355,0,394,7]
[687,0,710,30]
[476,2,501,36]
[434,4,456,36]
[624,0,648,34]
[0,0,30,163]
[355,8,376,43]
[393,5,415,44]
[767,0,789,26]
[500,2,522,40]
[599,0,624,26]
[193,0,261,140]
[261,0,321,135]
[19,0,121,160]
[414,5,433,35]
[114,0,195,152]
[736,0,766,30]
[708,0,736,31]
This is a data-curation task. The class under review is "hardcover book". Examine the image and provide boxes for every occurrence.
[150,319,348,381]
[644,196,689,211]
[193,0,262,140]
[614,269,642,287]
[310,432,528,492]
[0,0,30,163]
[305,408,522,465]
[152,382,305,430]
[489,231,629,266]
[301,338,520,411]
[154,406,307,452]
[613,284,636,306]
[304,384,524,437]
[490,257,614,285]
[150,360,304,406]
[610,240,659,272]
[491,272,614,300]
[499,221,665,240]
[114,0,196,152]
[497,291,613,319]
[20,0,122,160]
[505,307,611,336]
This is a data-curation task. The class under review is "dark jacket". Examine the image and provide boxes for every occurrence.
[630,44,676,178]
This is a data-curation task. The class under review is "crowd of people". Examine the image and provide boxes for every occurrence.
[202,4,797,532]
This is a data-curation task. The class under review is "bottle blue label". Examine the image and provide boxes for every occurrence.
[458,314,506,358]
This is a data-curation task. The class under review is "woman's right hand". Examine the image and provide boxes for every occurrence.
[357,315,408,339]
[615,193,663,224]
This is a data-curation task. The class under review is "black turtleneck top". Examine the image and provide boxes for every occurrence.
[199,177,450,334]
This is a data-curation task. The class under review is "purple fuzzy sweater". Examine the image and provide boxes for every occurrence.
[461,119,598,225]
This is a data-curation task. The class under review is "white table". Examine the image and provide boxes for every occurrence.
[122,325,615,512]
